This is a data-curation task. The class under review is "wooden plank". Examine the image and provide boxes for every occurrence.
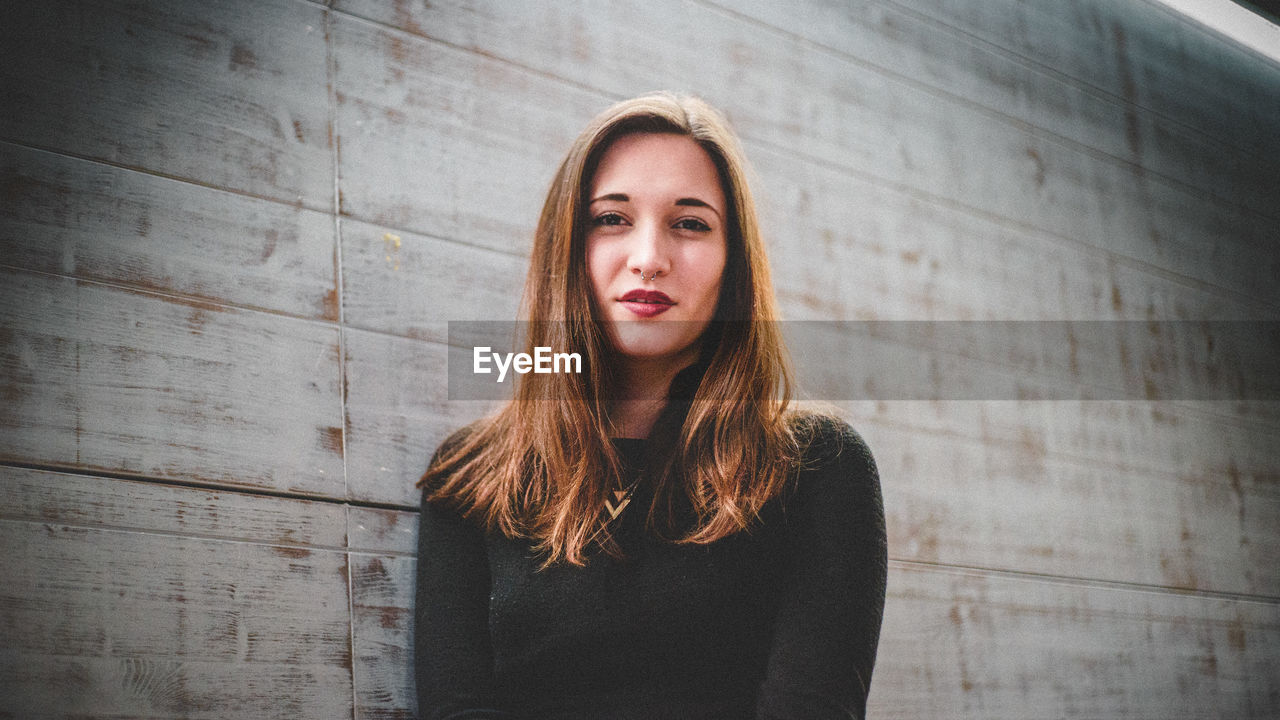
[875,562,1280,718]
[0,0,332,208]
[706,0,1280,223]
[351,552,416,720]
[862,420,1280,596]
[883,0,1280,166]
[752,140,1274,323]
[834,399,1279,488]
[0,472,353,719]
[348,507,417,718]
[0,653,352,720]
[0,268,345,497]
[330,0,1279,307]
[340,217,524,341]
[0,466,347,548]
[342,328,499,507]
[330,13,602,256]
[0,142,338,320]
[348,506,417,556]
[787,319,1279,405]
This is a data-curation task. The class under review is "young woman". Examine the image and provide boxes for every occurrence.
[415,93,886,719]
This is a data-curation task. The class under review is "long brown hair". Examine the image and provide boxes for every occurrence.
[420,92,804,566]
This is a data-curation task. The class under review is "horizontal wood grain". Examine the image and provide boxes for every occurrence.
[0,468,428,719]
[750,142,1274,324]
[331,12,601,256]
[0,268,345,496]
[707,0,1279,223]
[786,320,1279,403]
[342,327,500,507]
[331,0,1280,308]
[339,217,524,341]
[352,552,416,720]
[862,420,1280,596]
[0,142,338,319]
[874,562,1280,718]
[348,506,418,556]
[0,491,353,718]
[0,0,332,208]
[0,653,354,720]
[835,399,1280,487]
[885,0,1280,163]
[0,466,347,548]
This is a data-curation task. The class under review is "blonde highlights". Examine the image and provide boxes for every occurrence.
[420,93,802,565]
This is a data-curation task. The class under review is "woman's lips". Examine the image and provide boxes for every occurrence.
[619,289,674,318]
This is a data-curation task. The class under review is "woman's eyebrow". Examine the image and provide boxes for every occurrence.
[589,193,722,218]
[589,193,629,204]
[676,197,722,218]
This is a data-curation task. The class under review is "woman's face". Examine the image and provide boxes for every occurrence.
[585,132,728,369]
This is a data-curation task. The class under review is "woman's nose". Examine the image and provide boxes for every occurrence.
[628,220,671,277]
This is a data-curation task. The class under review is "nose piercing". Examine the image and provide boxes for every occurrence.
[641,270,661,281]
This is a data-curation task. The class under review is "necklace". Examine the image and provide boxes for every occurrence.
[604,475,640,521]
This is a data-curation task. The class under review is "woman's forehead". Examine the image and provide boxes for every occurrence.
[588,133,726,210]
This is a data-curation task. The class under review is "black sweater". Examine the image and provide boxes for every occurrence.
[414,417,887,719]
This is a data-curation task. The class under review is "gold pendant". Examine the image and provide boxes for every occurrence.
[604,489,631,520]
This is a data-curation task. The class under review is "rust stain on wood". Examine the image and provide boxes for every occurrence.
[230,43,259,72]
[1025,147,1045,188]
[364,557,388,580]
[1225,461,1246,527]
[261,229,278,263]
[1111,24,1143,161]
[275,546,311,559]
[187,306,208,334]
[322,287,340,321]
[388,34,409,64]
[182,33,216,56]
[1227,618,1247,651]
[320,425,344,455]
[376,605,407,630]
[393,0,425,36]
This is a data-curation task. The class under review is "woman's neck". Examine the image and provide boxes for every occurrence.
[611,355,693,439]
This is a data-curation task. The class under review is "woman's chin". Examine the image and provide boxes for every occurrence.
[608,335,700,367]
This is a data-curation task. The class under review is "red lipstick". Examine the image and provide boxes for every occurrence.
[619,289,674,318]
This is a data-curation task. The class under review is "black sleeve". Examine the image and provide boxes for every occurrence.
[756,419,888,720]
[414,443,514,720]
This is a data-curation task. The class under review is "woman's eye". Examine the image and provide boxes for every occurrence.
[592,212,627,227]
[674,217,711,232]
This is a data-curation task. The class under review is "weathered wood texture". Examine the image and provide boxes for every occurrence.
[1,0,1278,716]
[874,562,1280,718]
[0,467,355,718]
[0,267,345,496]
[335,0,1280,307]
[0,0,332,208]
[0,142,339,319]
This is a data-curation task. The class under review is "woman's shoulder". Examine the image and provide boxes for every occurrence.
[788,411,879,485]
[780,412,884,533]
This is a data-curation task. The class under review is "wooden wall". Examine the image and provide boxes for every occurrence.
[1,0,1277,717]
